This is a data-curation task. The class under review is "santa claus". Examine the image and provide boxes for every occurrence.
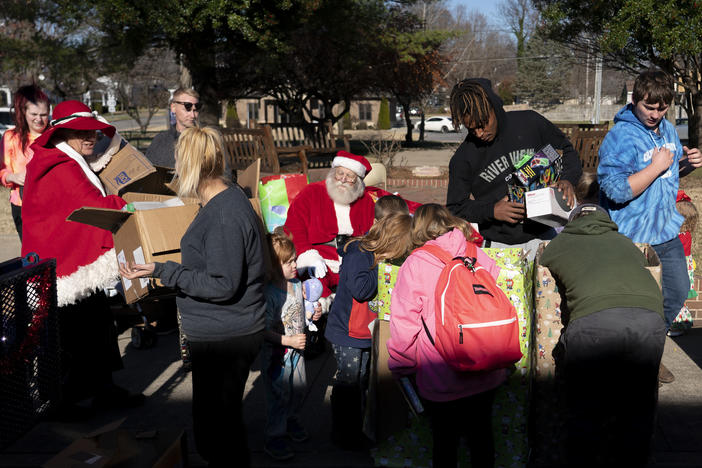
[284,151,376,296]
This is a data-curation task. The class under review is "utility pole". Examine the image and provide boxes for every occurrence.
[592,53,602,124]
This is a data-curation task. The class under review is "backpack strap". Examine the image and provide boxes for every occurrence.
[414,244,453,264]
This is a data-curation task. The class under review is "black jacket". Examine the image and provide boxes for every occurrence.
[446,79,582,244]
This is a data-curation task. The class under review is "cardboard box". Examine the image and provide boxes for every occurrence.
[236,158,262,220]
[67,193,200,303]
[98,143,176,196]
[43,419,186,468]
[525,186,573,227]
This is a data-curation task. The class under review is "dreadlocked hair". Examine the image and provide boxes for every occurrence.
[449,80,493,131]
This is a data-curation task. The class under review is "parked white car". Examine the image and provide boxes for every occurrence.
[422,116,455,133]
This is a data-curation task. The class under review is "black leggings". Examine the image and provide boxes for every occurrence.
[426,388,497,468]
[189,331,263,467]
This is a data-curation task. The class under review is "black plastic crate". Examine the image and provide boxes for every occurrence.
[0,256,59,450]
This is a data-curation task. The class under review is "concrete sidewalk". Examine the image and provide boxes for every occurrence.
[3,159,702,466]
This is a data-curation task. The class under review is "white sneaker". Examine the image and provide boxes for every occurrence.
[667,329,685,337]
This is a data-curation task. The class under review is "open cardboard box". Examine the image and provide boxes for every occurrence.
[525,187,573,227]
[98,143,175,197]
[43,418,186,468]
[236,158,262,220]
[68,192,200,303]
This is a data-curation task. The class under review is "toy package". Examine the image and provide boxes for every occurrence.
[507,144,563,203]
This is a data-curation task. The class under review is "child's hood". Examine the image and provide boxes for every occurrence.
[563,211,619,236]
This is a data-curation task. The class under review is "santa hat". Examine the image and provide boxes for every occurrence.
[34,100,116,148]
[332,151,372,178]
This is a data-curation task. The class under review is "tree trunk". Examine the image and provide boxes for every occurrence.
[691,90,701,149]
[401,103,413,143]
[419,110,426,142]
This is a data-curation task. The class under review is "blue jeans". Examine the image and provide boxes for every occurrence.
[652,237,690,329]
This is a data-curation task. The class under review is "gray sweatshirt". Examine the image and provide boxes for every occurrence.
[154,185,266,341]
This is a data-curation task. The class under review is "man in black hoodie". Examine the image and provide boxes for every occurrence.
[446,79,582,258]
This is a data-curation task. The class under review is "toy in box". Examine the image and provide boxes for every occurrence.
[507,144,563,203]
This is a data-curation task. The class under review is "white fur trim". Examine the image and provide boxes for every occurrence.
[56,249,120,306]
[296,249,325,269]
[318,294,334,314]
[89,132,123,172]
[334,202,353,235]
[332,156,367,178]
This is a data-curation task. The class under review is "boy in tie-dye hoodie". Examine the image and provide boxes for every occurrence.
[598,70,702,363]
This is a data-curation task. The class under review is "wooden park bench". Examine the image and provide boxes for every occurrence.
[572,128,608,170]
[556,122,609,170]
[221,126,309,176]
[120,130,162,152]
[268,121,350,169]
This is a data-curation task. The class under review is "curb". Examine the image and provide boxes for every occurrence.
[387,178,448,188]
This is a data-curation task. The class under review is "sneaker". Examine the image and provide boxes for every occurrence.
[667,328,685,337]
[659,363,675,384]
[287,419,309,442]
[264,437,294,461]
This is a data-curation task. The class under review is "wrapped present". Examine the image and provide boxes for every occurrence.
[258,173,308,232]
[484,247,533,468]
[687,255,697,299]
[375,262,401,321]
[531,242,567,466]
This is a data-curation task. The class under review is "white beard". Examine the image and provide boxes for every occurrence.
[325,170,364,205]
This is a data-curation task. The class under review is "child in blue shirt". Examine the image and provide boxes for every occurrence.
[262,231,321,461]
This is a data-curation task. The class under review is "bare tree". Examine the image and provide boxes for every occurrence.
[112,48,179,133]
[499,0,539,60]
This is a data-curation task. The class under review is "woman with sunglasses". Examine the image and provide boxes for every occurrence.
[0,84,50,240]
[22,100,144,418]
[145,87,201,168]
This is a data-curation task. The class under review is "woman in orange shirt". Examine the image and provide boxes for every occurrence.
[0,85,50,239]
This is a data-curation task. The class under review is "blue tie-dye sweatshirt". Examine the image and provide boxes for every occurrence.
[597,104,683,245]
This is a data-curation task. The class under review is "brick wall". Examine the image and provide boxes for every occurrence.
[686,275,702,327]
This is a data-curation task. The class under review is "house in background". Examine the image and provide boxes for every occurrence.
[232,95,399,129]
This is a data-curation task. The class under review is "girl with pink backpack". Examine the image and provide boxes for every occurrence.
[387,204,510,468]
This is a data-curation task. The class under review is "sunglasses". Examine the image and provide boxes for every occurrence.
[173,101,202,112]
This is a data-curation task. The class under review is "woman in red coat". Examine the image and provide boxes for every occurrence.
[23,100,143,418]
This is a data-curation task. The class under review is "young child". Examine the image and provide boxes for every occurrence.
[669,190,699,336]
[325,211,413,449]
[262,231,321,461]
[387,203,506,468]
[374,194,409,219]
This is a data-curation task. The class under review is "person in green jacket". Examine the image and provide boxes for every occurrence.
[540,202,665,468]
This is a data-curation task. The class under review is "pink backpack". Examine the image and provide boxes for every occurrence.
[417,242,522,372]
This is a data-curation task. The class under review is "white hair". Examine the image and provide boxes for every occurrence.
[325,168,365,205]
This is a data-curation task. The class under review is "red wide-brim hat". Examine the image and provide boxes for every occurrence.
[34,100,116,148]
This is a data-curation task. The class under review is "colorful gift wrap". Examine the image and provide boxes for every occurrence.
[376,262,400,321]
[531,242,567,466]
[258,173,308,232]
[372,248,533,468]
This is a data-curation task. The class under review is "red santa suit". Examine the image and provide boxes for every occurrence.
[22,110,125,307]
[285,180,375,294]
